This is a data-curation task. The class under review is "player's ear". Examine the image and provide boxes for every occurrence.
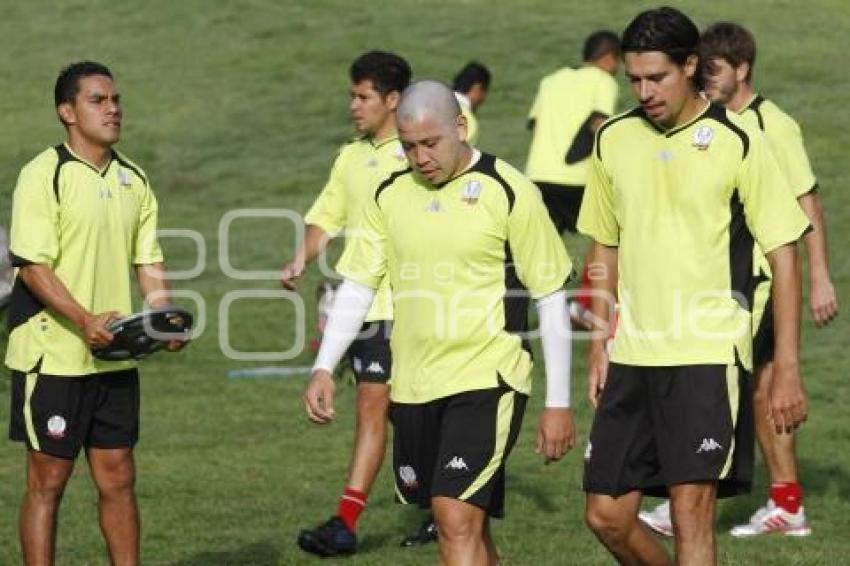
[736,62,750,84]
[57,102,76,126]
[683,53,699,80]
[456,113,468,143]
[385,90,401,111]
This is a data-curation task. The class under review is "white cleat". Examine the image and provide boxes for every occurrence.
[730,500,812,538]
[638,500,673,538]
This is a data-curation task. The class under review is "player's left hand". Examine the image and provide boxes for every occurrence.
[809,276,838,326]
[164,338,189,352]
[535,407,575,464]
[768,363,807,434]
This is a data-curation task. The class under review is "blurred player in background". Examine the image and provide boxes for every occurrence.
[281,50,413,558]
[452,61,491,146]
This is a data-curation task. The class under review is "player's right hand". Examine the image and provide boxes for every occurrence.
[304,369,336,424]
[82,311,119,349]
[809,276,838,327]
[280,258,305,290]
[587,345,609,409]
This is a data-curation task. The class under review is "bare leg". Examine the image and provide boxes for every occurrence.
[433,496,489,566]
[87,448,139,566]
[19,450,75,566]
[669,482,716,566]
[585,491,671,566]
[345,382,390,492]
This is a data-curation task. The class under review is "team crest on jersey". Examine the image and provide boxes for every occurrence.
[692,126,714,150]
[461,179,482,205]
[117,167,132,187]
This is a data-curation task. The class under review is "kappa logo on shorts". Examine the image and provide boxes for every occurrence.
[399,465,418,489]
[46,415,67,440]
[444,456,469,471]
[366,361,385,374]
[696,438,723,453]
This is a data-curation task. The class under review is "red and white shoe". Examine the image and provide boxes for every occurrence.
[729,500,811,537]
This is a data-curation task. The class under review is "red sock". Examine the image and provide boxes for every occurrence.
[770,482,803,514]
[337,487,368,532]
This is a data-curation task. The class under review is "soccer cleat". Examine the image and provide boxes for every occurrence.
[638,500,673,537]
[297,516,357,557]
[730,500,812,538]
[400,515,438,547]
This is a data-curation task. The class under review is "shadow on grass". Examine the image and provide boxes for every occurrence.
[170,541,279,566]
[507,474,560,514]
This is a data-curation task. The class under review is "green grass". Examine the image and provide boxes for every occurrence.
[1,0,849,563]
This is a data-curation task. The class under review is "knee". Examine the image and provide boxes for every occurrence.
[433,503,483,545]
[95,459,136,497]
[27,466,71,503]
[585,502,630,544]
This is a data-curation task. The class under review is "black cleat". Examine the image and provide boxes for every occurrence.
[297,516,357,557]
[400,515,438,547]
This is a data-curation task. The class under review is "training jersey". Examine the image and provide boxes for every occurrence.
[525,65,618,187]
[304,134,408,322]
[577,103,810,369]
[739,96,818,327]
[337,153,572,403]
[6,144,163,376]
[455,92,480,146]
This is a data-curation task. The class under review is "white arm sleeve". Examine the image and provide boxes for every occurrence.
[313,279,376,373]
[535,290,572,408]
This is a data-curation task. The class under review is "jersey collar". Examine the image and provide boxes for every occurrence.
[62,143,115,177]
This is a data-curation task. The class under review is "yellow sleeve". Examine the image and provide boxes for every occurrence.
[304,148,349,236]
[500,164,573,298]
[737,130,810,253]
[335,189,387,289]
[133,182,164,264]
[528,80,543,120]
[576,137,619,246]
[9,158,60,266]
[763,114,817,197]
[594,74,618,116]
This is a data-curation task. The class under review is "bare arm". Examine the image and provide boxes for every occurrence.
[280,224,331,290]
[136,262,188,351]
[586,243,618,408]
[19,264,116,349]
[765,243,807,433]
[797,190,838,325]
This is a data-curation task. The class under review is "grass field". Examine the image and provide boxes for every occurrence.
[1,1,849,564]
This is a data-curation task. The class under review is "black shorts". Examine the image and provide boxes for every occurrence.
[9,367,140,460]
[536,182,584,234]
[752,295,774,368]
[390,380,527,518]
[347,320,391,384]
[583,363,753,499]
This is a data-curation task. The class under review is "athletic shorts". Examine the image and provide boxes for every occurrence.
[752,295,774,368]
[9,367,140,460]
[347,320,391,384]
[536,182,584,234]
[390,379,527,518]
[583,362,753,499]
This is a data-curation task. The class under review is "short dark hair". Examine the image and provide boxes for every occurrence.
[350,51,411,97]
[452,61,491,94]
[583,30,621,62]
[700,22,757,83]
[622,7,700,65]
[622,7,702,87]
[55,61,113,108]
